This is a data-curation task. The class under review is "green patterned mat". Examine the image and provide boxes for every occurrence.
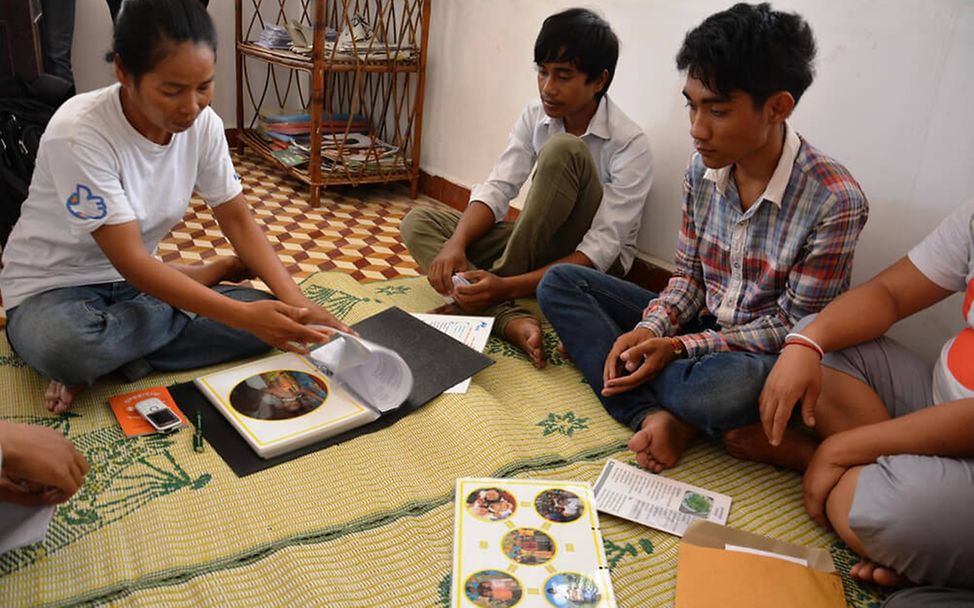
[0,273,890,607]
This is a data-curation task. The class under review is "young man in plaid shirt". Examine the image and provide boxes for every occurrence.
[538,3,868,472]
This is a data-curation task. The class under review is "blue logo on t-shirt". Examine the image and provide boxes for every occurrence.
[65,184,108,220]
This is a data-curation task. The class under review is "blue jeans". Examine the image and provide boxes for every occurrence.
[537,264,778,437]
[6,281,273,386]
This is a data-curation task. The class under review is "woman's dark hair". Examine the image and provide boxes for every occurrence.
[676,3,816,107]
[534,8,619,100]
[106,0,217,80]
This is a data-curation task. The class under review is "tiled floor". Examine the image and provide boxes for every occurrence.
[157,149,442,283]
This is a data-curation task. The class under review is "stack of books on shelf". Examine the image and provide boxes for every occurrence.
[257,107,369,145]
[257,108,404,173]
[254,25,292,50]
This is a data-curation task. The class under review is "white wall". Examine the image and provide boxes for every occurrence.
[420,0,974,361]
[71,0,237,122]
[71,1,974,360]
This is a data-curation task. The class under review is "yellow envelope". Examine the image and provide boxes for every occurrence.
[675,520,847,608]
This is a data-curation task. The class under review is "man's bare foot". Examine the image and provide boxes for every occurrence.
[503,316,545,369]
[44,381,85,414]
[722,423,818,472]
[850,558,912,587]
[169,255,253,286]
[428,302,463,315]
[557,340,572,362]
[628,410,698,473]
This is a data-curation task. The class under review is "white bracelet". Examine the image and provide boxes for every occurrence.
[784,332,825,358]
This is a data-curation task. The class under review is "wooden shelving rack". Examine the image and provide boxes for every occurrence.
[234,0,431,205]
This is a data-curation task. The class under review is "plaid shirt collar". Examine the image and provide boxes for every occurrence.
[702,122,801,208]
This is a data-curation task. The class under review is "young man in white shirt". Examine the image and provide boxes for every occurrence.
[400,8,653,369]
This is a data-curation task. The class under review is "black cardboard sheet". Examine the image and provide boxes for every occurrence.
[171,307,494,477]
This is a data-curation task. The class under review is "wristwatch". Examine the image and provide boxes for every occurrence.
[668,337,687,359]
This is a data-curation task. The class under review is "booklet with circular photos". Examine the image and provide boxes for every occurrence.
[193,331,413,459]
[451,478,616,608]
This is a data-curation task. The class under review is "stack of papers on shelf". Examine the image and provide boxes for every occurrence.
[322,148,406,173]
[284,21,337,54]
[254,25,292,50]
[285,14,416,62]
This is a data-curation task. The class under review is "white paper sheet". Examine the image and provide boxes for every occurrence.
[592,459,731,537]
[309,332,413,412]
[0,503,54,554]
[411,313,493,393]
[724,544,810,566]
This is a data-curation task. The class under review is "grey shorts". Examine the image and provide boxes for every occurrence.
[821,335,933,417]
[884,587,974,608]
[822,336,974,588]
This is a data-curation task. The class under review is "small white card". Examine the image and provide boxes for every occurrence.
[592,459,731,537]
[411,313,493,393]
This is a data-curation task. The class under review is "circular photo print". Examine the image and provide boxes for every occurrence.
[535,488,584,523]
[501,528,556,565]
[464,570,523,608]
[466,487,517,522]
[544,572,602,608]
[229,370,328,420]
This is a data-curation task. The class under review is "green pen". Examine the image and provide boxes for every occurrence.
[193,411,205,453]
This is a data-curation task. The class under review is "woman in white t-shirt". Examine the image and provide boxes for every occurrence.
[742,200,974,605]
[0,0,349,413]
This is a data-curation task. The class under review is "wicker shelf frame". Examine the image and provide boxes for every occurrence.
[234,0,431,205]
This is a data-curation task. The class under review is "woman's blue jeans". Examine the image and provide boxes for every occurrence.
[538,264,777,437]
[6,281,272,386]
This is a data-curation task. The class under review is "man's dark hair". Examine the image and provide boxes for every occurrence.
[107,0,217,81]
[676,3,816,107]
[534,8,619,100]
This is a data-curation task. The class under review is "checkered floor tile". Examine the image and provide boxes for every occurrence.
[158,150,443,283]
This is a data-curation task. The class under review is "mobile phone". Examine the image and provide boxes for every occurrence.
[452,273,471,287]
[135,398,183,433]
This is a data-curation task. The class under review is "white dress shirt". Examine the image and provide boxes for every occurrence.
[469,96,653,273]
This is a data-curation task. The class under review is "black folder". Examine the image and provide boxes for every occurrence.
[170,307,494,476]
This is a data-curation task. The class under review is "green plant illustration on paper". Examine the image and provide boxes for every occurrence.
[679,491,714,517]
